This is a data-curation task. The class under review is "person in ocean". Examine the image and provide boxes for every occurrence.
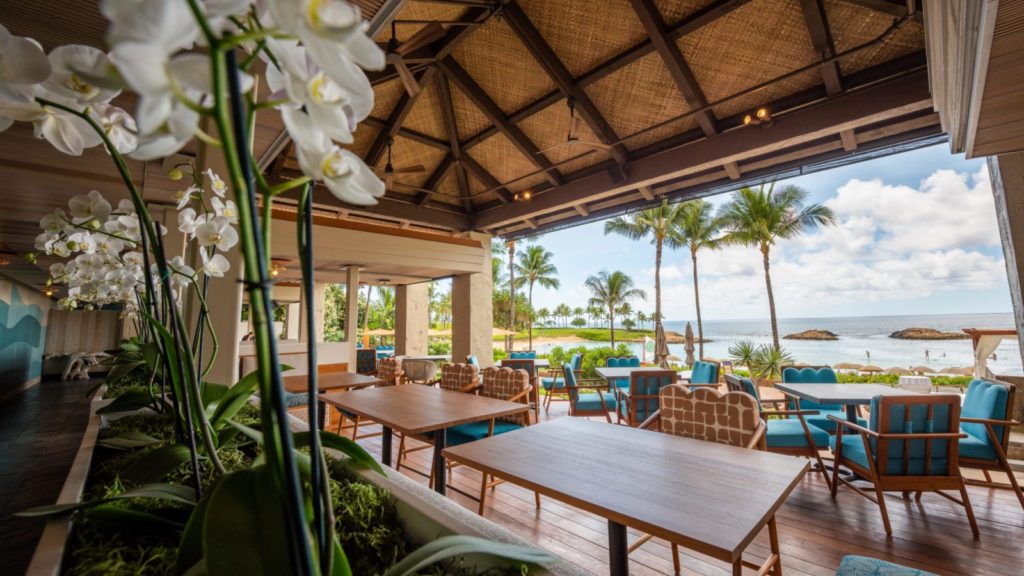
[865,350,871,360]
[925,349,930,359]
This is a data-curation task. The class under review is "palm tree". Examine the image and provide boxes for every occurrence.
[636,311,648,331]
[616,302,633,331]
[584,270,646,348]
[536,307,550,328]
[572,306,585,325]
[554,303,572,327]
[604,202,684,344]
[513,245,560,350]
[671,199,723,358]
[719,183,836,348]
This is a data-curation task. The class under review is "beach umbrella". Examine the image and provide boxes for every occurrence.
[683,322,695,366]
[834,362,863,370]
[910,365,933,375]
[666,354,682,362]
[654,323,670,368]
[427,328,451,337]
[492,327,517,337]
[860,365,883,373]
[363,328,395,336]
[885,367,911,375]
[794,362,810,368]
[940,366,973,376]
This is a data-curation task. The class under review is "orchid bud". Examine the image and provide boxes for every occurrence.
[168,167,184,181]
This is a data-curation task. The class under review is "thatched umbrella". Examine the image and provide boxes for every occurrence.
[910,365,933,375]
[683,322,695,366]
[860,365,883,373]
[492,327,517,337]
[940,366,973,376]
[885,367,911,375]
[834,362,863,371]
[654,323,671,368]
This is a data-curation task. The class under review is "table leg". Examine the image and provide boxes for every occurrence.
[382,426,393,467]
[607,520,628,576]
[433,428,447,496]
[317,399,326,432]
[845,404,858,422]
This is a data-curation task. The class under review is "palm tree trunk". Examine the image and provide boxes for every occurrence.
[761,244,780,349]
[507,242,515,352]
[654,239,663,336]
[691,248,704,359]
[362,284,373,348]
[527,282,534,350]
[609,306,616,348]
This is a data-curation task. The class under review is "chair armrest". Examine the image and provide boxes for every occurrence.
[638,410,660,430]
[746,420,767,450]
[877,431,967,440]
[961,416,1020,426]
[826,415,879,437]
[764,409,819,417]
[457,382,482,394]
[508,388,531,403]
[568,383,612,391]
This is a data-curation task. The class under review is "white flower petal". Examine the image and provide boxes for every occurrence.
[0,25,51,84]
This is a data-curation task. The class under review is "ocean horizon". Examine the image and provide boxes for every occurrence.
[533,312,1023,376]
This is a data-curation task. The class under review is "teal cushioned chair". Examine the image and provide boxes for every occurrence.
[828,394,977,537]
[465,354,479,367]
[957,379,1023,509]
[541,353,580,413]
[687,360,719,387]
[616,370,675,427]
[564,363,616,422]
[726,375,832,489]
[509,351,537,359]
[605,356,639,389]
[835,555,938,576]
[782,366,865,432]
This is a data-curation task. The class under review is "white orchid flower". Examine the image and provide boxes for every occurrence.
[67,232,97,254]
[51,241,71,258]
[122,251,144,268]
[167,255,195,288]
[178,207,199,234]
[32,105,104,156]
[201,250,230,278]
[173,184,199,210]
[42,45,121,104]
[102,0,198,55]
[92,103,137,154]
[96,235,125,256]
[210,196,238,223]
[39,209,68,233]
[0,24,51,84]
[195,216,238,251]
[282,107,384,205]
[69,191,113,223]
[129,100,199,160]
[49,262,67,279]
[204,168,227,198]
[116,198,135,214]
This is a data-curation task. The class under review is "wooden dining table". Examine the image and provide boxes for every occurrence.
[283,371,382,430]
[594,366,715,387]
[775,382,918,421]
[443,418,808,575]
[318,384,529,495]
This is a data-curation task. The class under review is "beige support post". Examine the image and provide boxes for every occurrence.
[989,152,1024,371]
[285,302,300,341]
[345,267,360,372]
[395,283,429,356]
[452,232,493,367]
[298,282,327,343]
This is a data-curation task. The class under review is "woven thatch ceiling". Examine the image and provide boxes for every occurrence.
[266,0,940,237]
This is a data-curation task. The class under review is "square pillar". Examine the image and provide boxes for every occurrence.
[989,152,1024,371]
[344,267,360,372]
[452,232,493,367]
[284,302,300,340]
[396,283,429,356]
[298,282,326,343]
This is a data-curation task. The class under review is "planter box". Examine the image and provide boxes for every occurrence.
[25,395,585,576]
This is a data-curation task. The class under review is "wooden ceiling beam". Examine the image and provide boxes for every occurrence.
[417,154,455,205]
[277,181,471,230]
[365,66,438,167]
[723,161,741,180]
[842,0,921,18]
[573,204,590,217]
[473,70,933,229]
[437,57,562,187]
[460,154,513,204]
[628,0,718,137]
[462,89,562,151]
[502,2,630,169]
[798,0,858,151]
[362,117,450,151]
[434,74,473,211]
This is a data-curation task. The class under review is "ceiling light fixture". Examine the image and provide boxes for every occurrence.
[743,107,772,127]
[514,190,533,202]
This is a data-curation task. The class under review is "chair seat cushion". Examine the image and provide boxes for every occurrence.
[830,433,949,475]
[830,433,872,471]
[836,555,938,575]
[958,430,997,461]
[284,392,308,407]
[446,420,523,446]
[806,409,866,433]
[766,419,829,449]
[576,391,617,412]
[541,376,564,390]
[611,378,629,388]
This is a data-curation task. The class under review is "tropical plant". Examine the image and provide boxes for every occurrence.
[622,318,636,331]
[671,199,723,358]
[584,270,646,347]
[571,317,586,328]
[603,201,684,342]
[727,340,759,369]
[572,306,585,324]
[636,311,648,331]
[513,245,560,349]
[719,184,836,348]
[728,340,794,383]
[554,303,572,328]
[536,307,550,328]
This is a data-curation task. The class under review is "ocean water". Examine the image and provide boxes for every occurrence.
[531,313,1023,376]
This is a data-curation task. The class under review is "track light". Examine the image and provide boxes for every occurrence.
[514,190,533,202]
[743,107,772,127]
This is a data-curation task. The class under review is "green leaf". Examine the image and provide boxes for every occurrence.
[330,536,352,576]
[120,340,142,353]
[86,503,185,530]
[292,431,383,475]
[107,360,146,385]
[122,445,194,485]
[382,536,556,576]
[177,492,212,575]
[96,390,153,414]
[201,382,230,411]
[180,560,207,576]
[97,431,162,450]
[15,483,195,517]
[203,467,295,576]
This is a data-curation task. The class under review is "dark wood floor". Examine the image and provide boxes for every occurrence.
[0,378,96,576]
[329,400,1024,576]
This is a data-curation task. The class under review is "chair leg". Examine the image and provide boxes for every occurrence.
[811,449,832,492]
[1003,462,1024,510]
[960,483,980,538]
[334,411,344,435]
[873,483,893,537]
[768,516,783,576]
[477,473,489,516]
[395,435,406,471]
[830,460,840,498]
[351,415,360,440]
[671,543,680,576]
[534,491,541,509]
[983,469,992,483]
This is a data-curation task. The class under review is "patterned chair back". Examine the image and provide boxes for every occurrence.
[501,358,535,378]
[355,349,377,374]
[481,367,531,426]
[869,394,960,476]
[690,360,719,384]
[402,359,437,383]
[961,379,1013,451]
[509,351,537,359]
[659,385,762,448]
[375,357,402,386]
[439,362,478,392]
[627,370,676,425]
[781,366,839,411]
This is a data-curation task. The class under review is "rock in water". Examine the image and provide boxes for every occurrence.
[783,329,838,341]
[889,327,969,340]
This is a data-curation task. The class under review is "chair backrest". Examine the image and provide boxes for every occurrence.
[466,354,479,367]
[659,385,762,448]
[402,359,437,383]
[782,366,840,411]
[869,394,961,476]
[355,349,377,374]
[690,360,719,384]
[376,357,403,386]
[509,351,537,359]
[606,356,639,368]
[439,362,478,392]
[481,367,531,426]
[724,375,761,409]
[501,358,535,377]
[627,370,676,425]
[569,353,583,372]
[961,378,1013,450]
[563,363,583,403]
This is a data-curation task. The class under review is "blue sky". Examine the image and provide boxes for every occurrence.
[512,143,1012,321]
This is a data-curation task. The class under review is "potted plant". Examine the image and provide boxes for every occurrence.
[3,2,572,574]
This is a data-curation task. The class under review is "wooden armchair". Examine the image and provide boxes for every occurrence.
[957,378,1023,509]
[828,394,978,538]
[615,369,675,427]
[355,348,377,375]
[395,362,479,475]
[563,363,617,422]
[335,357,403,440]
[636,385,770,576]
[501,358,538,422]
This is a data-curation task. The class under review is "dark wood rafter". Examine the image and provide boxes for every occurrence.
[417,153,456,206]
[798,0,857,150]
[365,66,438,167]
[361,117,450,151]
[502,2,630,170]
[460,153,512,204]
[628,0,718,137]
[843,0,921,18]
[437,57,563,187]
[437,74,472,210]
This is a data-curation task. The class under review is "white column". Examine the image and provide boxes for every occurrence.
[298,282,326,343]
[396,283,429,356]
[989,152,1024,371]
[344,267,360,372]
[452,232,493,367]
[285,302,300,340]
